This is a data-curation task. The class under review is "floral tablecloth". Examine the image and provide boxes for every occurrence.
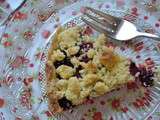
[0,0,160,120]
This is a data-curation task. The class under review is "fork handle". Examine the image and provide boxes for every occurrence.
[138,32,160,41]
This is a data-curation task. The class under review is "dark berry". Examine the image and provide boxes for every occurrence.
[75,65,82,78]
[54,57,74,68]
[75,73,82,78]
[80,54,90,63]
[80,42,93,53]
[74,47,82,57]
[82,26,93,35]
[56,74,62,79]
[138,68,154,87]
[75,50,81,57]
[79,31,83,38]
[61,50,67,56]
[54,61,62,68]
[129,62,139,76]
[76,65,82,70]
[58,97,73,110]
[63,57,74,67]
[129,62,154,87]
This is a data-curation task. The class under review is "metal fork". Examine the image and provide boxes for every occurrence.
[82,7,160,41]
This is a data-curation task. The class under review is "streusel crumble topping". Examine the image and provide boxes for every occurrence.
[45,26,154,113]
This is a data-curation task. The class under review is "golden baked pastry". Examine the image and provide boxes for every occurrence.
[46,26,138,113]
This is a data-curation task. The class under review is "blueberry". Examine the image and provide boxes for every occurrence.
[75,73,82,78]
[79,31,83,38]
[129,62,139,76]
[58,97,73,110]
[56,74,62,79]
[54,57,74,68]
[138,68,154,87]
[80,42,93,53]
[53,50,74,68]
[75,65,82,78]
[129,62,154,87]
[63,57,74,67]
[61,50,67,56]
[80,54,90,63]
[75,42,93,57]
[75,52,81,57]
[75,49,81,57]
[54,61,63,68]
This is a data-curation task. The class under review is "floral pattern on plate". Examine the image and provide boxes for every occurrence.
[0,0,160,120]
[39,10,160,120]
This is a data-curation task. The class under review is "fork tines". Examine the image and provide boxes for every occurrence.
[82,7,119,35]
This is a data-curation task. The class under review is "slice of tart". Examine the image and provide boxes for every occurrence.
[45,26,152,113]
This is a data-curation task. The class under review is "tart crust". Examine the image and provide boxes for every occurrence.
[45,27,64,113]
[45,26,135,113]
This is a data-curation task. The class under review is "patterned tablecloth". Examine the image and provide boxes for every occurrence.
[0,0,160,120]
